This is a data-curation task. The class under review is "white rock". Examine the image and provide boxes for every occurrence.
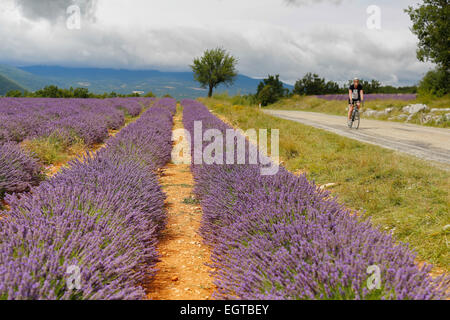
[396,114,409,120]
[365,110,385,117]
[384,107,394,114]
[422,115,432,124]
[319,183,337,190]
[421,114,440,124]
[364,110,378,117]
[402,104,428,114]
[430,108,450,113]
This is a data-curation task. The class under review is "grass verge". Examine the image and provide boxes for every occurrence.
[22,134,86,166]
[201,97,450,270]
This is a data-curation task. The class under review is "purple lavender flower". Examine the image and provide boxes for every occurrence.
[181,99,449,300]
[0,101,174,300]
[0,97,155,202]
[0,97,155,145]
[0,143,43,198]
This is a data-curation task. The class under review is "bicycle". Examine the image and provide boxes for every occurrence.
[348,100,363,129]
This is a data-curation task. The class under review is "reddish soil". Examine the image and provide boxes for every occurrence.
[146,109,215,300]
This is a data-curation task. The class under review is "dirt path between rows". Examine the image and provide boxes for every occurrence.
[146,108,215,300]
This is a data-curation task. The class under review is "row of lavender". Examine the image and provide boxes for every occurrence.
[0,98,153,203]
[0,97,151,145]
[316,94,417,101]
[0,98,176,299]
[182,99,448,300]
[0,143,43,200]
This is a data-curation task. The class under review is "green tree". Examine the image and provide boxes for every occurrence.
[257,85,275,106]
[191,48,238,97]
[23,90,33,97]
[35,85,62,98]
[73,87,90,98]
[406,0,449,71]
[256,75,288,106]
[5,90,22,97]
[406,1,449,95]
[368,80,381,93]
[324,81,341,94]
[346,79,384,94]
[418,68,448,97]
[295,73,318,95]
[294,73,343,95]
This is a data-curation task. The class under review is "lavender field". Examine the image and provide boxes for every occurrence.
[0,98,176,299]
[182,99,449,300]
[0,97,152,145]
[0,96,448,300]
[0,97,153,202]
[1,0,448,309]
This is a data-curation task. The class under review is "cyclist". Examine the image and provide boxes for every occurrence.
[348,78,364,126]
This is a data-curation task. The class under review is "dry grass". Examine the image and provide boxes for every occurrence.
[22,135,86,166]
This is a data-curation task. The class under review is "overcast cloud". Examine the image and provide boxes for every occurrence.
[14,0,98,22]
[0,0,429,86]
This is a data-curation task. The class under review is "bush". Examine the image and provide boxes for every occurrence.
[258,85,278,106]
[294,73,340,95]
[257,75,288,106]
[5,90,22,97]
[73,88,90,98]
[418,68,449,97]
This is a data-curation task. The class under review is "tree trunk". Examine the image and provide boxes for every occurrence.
[208,85,213,98]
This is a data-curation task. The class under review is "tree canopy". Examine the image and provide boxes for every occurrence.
[191,48,238,97]
[406,0,449,95]
[293,73,340,95]
[256,75,289,106]
[406,0,449,71]
[3,85,155,98]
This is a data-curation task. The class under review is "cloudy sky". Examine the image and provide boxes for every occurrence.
[0,0,431,86]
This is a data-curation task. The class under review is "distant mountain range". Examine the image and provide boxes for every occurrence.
[0,73,25,95]
[0,64,293,99]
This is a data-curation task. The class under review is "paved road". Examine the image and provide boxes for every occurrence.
[264,110,450,168]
